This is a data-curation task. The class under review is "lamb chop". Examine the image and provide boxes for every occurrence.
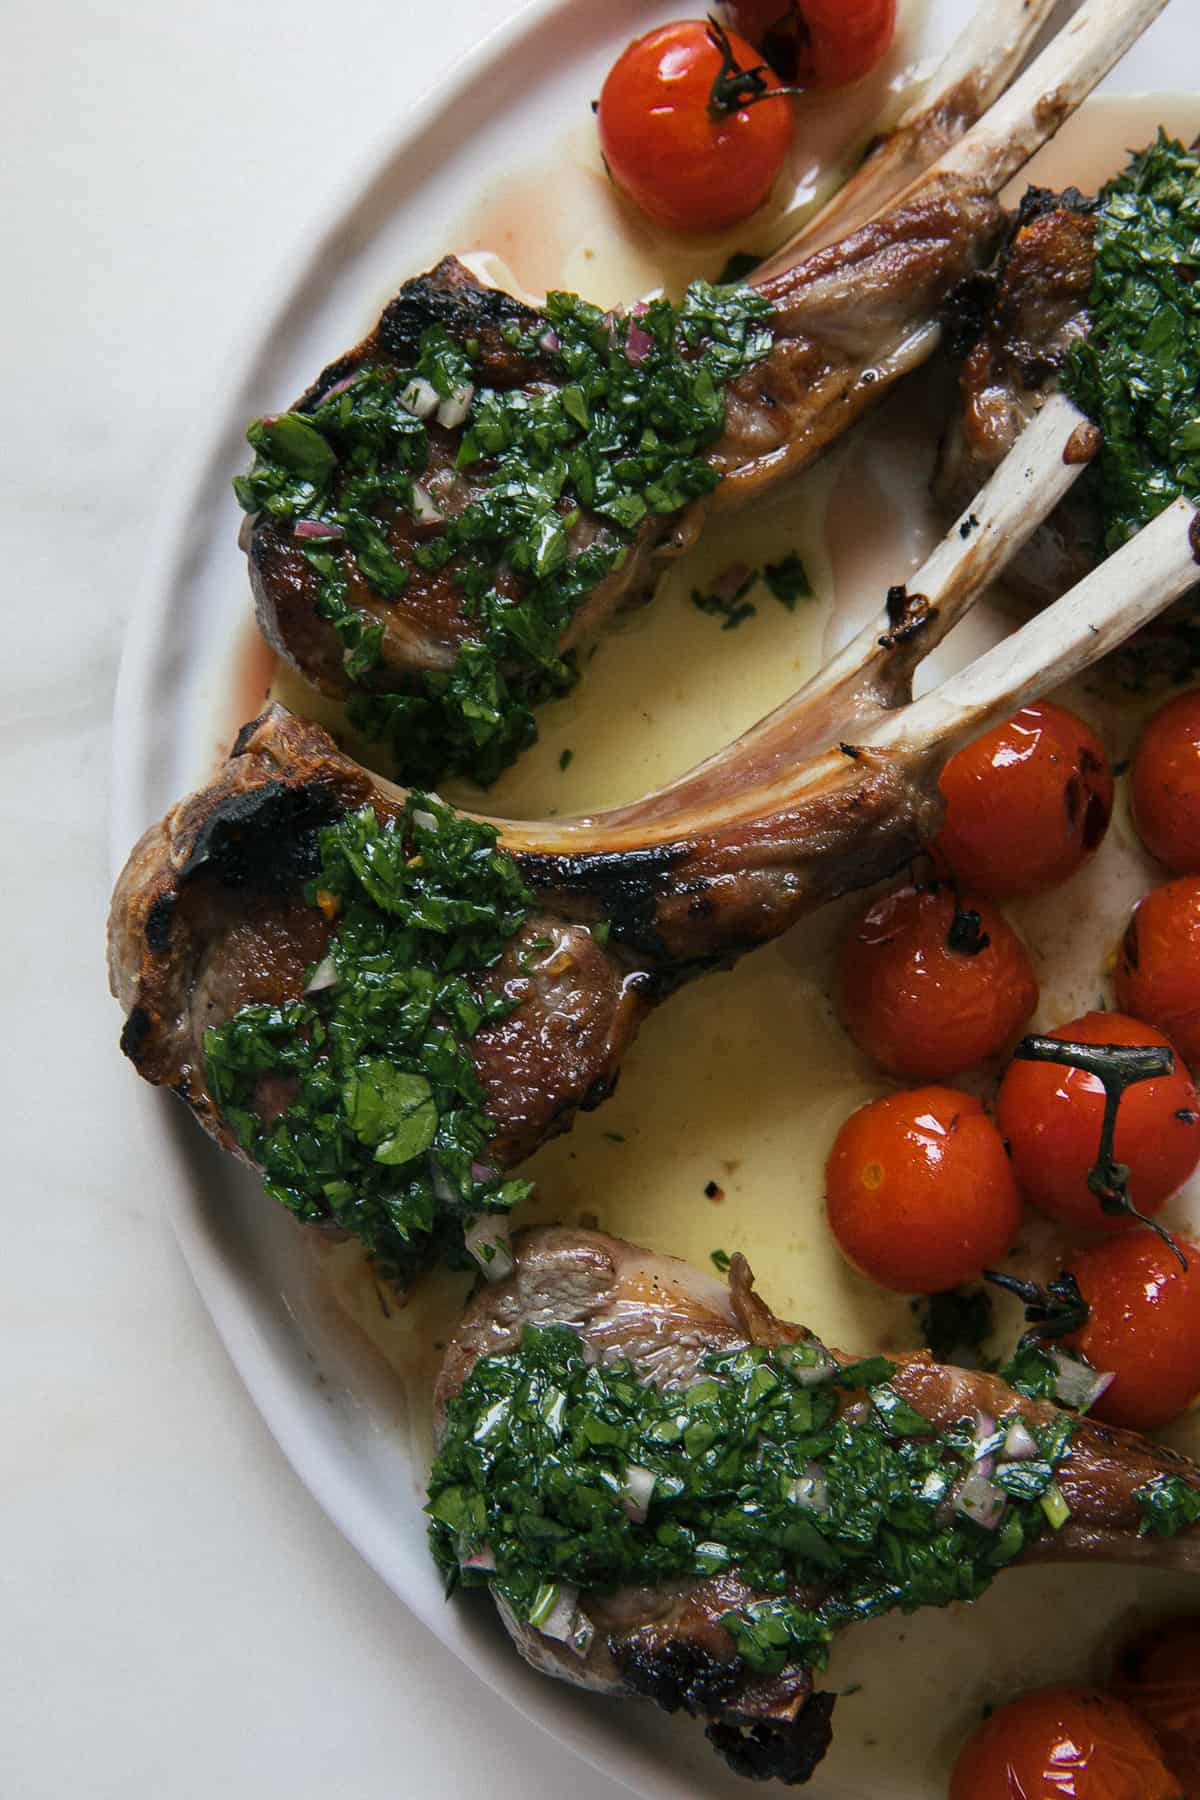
[935,129,1200,631]
[109,480,1200,1285]
[429,1225,1200,1784]
[239,0,1167,787]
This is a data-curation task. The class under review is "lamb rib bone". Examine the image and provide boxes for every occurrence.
[432,1226,1200,1784]
[582,390,1099,830]
[110,497,1200,1220]
[244,0,1165,742]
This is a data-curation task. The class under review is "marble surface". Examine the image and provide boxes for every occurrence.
[4,3,615,1794]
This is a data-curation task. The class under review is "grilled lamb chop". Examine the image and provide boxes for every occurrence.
[934,186,1104,601]
[241,0,1166,784]
[109,490,1200,1278]
[432,1226,1200,1783]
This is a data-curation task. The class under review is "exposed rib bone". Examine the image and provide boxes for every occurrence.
[582,391,1098,831]
[754,0,1061,276]
[111,493,1200,1221]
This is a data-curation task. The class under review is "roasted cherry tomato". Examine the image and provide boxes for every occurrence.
[995,1012,1200,1235]
[932,700,1114,899]
[838,883,1038,1080]
[825,1086,1021,1293]
[1133,689,1200,873]
[728,0,897,90]
[1113,1617,1200,1795]
[596,20,794,234]
[949,1685,1181,1800]
[1115,879,1200,1068]
[1063,1233,1200,1431]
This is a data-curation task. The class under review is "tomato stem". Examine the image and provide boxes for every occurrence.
[983,1269,1089,1345]
[705,16,807,119]
[1012,1034,1188,1270]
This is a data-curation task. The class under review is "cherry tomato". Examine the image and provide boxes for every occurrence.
[1113,1618,1200,1795]
[933,700,1114,899]
[1133,689,1200,873]
[949,1685,1181,1800]
[995,1012,1200,1234]
[1115,879,1200,1068]
[838,883,1038,1080]
[728,0,897,90]
[1063,1234,1200,1431]
[596,20,794,235]
[825,1086,1021,1293]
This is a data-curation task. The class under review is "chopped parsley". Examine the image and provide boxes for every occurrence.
[1063,132,1200,551]
[203,798,533,1284]
[691,569,757,630]
[763,552,812,610]
[428,1326,1075,1675]
[691,551,813,630]
[1134,1472,1200,1538]
[236,282,773,786]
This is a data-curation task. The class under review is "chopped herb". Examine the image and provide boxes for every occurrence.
[704,1179,724,1201]
[763,552,812,610]
[428,1327,1076,1675]
[1063,132,1200,551]
[204,798,534,1284]
[835,1356,895,1390]
[711,1248,733,1273]
[1135,1472,1200,1537]
[236,283,773,786]
[997,1344,1061,1401]
[691,570,757,630]
[558,748,574,772]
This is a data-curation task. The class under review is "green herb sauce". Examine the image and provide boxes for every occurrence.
[236,283,773,786]
[427,1326,1075,1674]
[1063,132,1200,552]
[204,798,533,1283]
[1135,1472,1200,1538]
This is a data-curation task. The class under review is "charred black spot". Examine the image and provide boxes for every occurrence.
[959,512,980,541]
[706,1691,837,1786]
[1064,772,1083,830]
[179,780,345,893]
[232,712,277,757]
[377,258,539,366]
[517,842,690,960]
[939,268,999,360]
[144,893,176,954]
[878,586,934,652]
[611,1638,742,1717]
[1177,1109,1200,1124]
[120,1006,153,1063]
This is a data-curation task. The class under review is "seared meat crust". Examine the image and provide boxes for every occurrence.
[434,1227,1200,1781]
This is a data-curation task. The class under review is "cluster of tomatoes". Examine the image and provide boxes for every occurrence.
[826,692,1200,1435]
[596,2,897,234]
[825,690,1200,1795]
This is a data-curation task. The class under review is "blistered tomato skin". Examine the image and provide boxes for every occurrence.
[995,1012,1200,1234]
[1133,689,1200,872]
[597,22,794,235]
[1065,1234,1200,1431]
[824,1086,1021,1294]
[838,883,1038,1080]
[1115,879,1200,1067]
[729,0,897,89]
[933,701,1114,899]
[949,1685,1181,1800]
[1113,1617,1200,1795]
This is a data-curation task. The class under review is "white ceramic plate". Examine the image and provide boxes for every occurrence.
[110,3,1199,1794]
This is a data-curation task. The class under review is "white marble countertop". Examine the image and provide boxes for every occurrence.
[4,3,615,1793]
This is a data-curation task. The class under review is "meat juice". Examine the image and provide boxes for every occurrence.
[308,92,1200,1796]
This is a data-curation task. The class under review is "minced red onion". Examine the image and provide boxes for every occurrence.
[293,518,345,541]
[411,808,439,833]
[303,954,338,995]
[620,1465,657,1523]
[471,1160,497,1184]
[1002,1419,1040,1462]
[464,1214,514,1283]
[710,561,753,604]
[400,376,439,420]
[777,1341,837,1388]
[788,1464,830,1515]
[533,1585,595,1659]
[954,1469,1007,1532]
[539,327,560,353]
[971,1411,1002,1480]
[437,382,475,430]
[410,483,443,526]
[320,373,358,404]
[626,324,654,365]
[1049,1350,1114,1413]
[460,1543,496,1573]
